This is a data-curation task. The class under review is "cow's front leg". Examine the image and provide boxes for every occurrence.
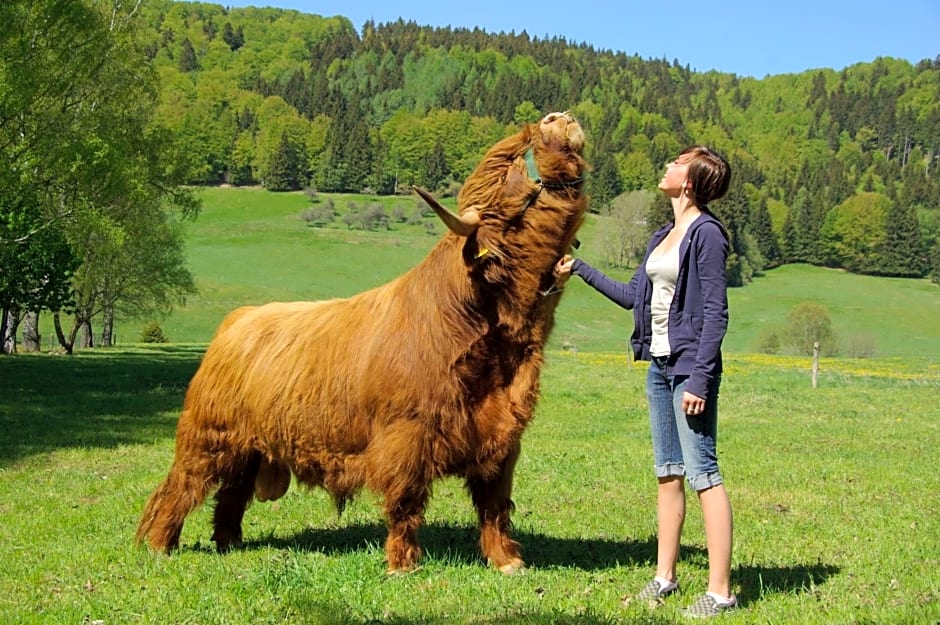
[383,485,429,573]
[468,440,525,573]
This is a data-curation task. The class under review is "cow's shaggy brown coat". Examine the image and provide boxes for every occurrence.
[136,112,588,573]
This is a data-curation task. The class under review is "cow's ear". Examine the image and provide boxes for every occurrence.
[463,223,504,269]
[462,235,488,264]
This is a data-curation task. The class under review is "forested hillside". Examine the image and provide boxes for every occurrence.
[141,0,940,282]
[2,0,938,353]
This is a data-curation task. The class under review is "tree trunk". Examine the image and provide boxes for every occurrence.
[80,320,94,348]
[100,305,114,347]
[21,311,40,352]
[1,308,12,354]
[2,306,21,354]
[53,311,73,355]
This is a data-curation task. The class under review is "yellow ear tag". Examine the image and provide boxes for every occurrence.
[475,247,489,259]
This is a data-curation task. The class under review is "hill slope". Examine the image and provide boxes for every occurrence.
[146,189,940,359]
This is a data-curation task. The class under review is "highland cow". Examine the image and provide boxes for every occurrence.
[136,111,589,573]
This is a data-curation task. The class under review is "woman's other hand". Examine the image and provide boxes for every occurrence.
[682,391,706,416]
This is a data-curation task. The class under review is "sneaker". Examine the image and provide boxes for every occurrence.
[681,593,738,618]
[622,578,678,607]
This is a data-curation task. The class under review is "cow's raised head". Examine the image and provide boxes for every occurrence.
[415,111,589,293]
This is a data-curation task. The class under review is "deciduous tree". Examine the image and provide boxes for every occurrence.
[1,0,199,353]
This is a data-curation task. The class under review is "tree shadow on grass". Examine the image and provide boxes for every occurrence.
[273,594,664,625]
[237,521,686,571]
[0,345,202,465]
[273,595,661,625]
[237,521,838,601]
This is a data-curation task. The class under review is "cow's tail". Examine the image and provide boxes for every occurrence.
[135,463,209,552]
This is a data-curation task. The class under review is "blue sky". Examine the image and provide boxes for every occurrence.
[223,0,938,78]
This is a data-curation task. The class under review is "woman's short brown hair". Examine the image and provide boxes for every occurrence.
[681,146,731,206]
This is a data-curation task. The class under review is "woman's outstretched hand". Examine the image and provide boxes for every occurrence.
[553,255,575,287]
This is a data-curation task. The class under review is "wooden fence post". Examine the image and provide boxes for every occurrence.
[811,341,820,388]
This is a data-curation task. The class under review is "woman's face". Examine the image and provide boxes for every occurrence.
[658,154,692,197]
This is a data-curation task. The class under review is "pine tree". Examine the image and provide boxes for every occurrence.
[266,132,301,191]
[786,188,824,264]
[588,151,622,211]
[712,183,757,286]
[423,140,449,191]
[877,200,927,276]
[646,194,673,238]
[930,240,940,285]
[222,23,244,51]
[341,120,372,192]
[179,38,198,73]
[750,199,781,267]
[781,213,795,262]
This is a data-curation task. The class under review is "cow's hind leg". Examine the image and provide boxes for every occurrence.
[211,451,262,552]
[136,411,243,553]
[467,441,525,573]
[136,462,214,553]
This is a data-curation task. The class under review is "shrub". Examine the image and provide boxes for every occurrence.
[843,331,879,358]
[362,203,390,230]
[407,206,426,225]
[439,177,463,198]
[139,321,168,344]
[783,301,838,356]
[301,206,334,227]
[341,212,360,229]
[754,324,783,354]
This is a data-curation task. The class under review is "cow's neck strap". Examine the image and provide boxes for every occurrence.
[524,147,584,192]
[522,146,583,292]
[524,148,542,184]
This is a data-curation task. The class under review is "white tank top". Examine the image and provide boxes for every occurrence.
[645,244,680,358]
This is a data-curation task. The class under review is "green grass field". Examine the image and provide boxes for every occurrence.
[1,349,937,624]
[4,187,939,623]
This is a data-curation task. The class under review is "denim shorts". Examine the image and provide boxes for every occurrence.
[646,356,723,491]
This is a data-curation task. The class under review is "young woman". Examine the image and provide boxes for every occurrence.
[554,146,736,618]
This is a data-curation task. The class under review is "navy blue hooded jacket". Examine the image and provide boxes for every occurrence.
[571,211,729,400]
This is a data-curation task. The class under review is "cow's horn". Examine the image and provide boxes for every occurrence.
[413,186,480,237]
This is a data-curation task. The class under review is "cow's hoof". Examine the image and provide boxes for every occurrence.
[214,537,244,553]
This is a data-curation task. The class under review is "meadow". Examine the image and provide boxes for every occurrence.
[2,187,939,624]
[109,188,940,359]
